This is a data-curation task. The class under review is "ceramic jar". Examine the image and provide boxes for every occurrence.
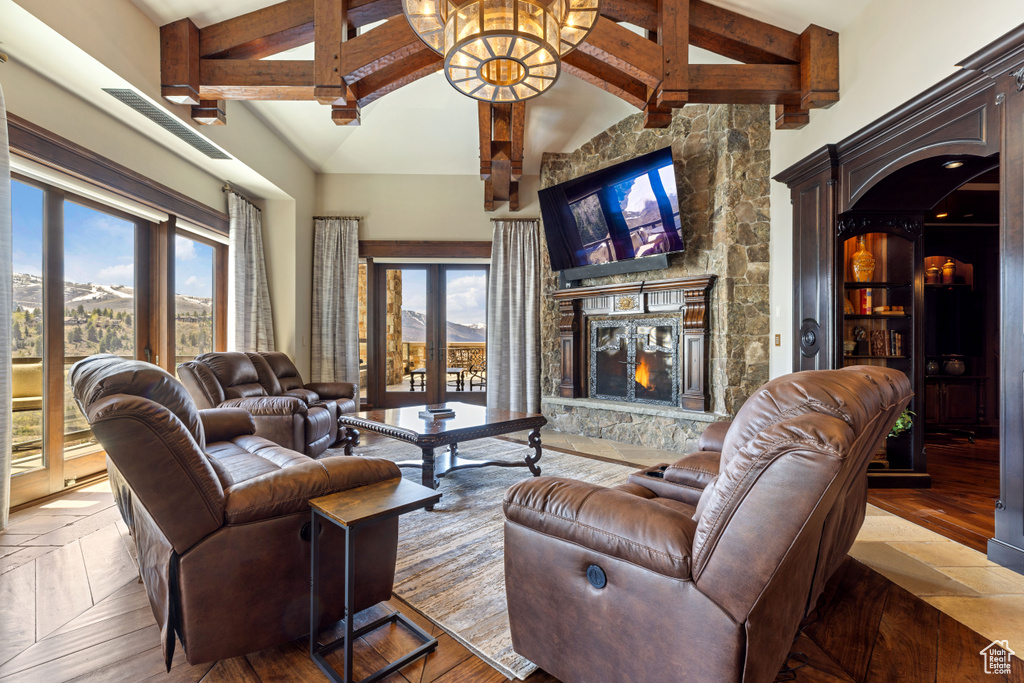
[943,357,966,376]
[925,265,941,284]
[941,258,957,284]
[851,236,875,283]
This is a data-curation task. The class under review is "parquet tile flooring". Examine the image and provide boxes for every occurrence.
[868,436,999,552]
[0,478,1013,682]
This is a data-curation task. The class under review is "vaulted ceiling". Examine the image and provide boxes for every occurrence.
[131,0,870,203]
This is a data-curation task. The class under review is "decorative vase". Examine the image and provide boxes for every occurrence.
[851,236,875,283]
[925,265,940,284]
[943,357,965,376]
[941,258,957,284]
[926,360,940,375]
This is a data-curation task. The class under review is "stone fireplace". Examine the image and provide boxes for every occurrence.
[539,104,771,453]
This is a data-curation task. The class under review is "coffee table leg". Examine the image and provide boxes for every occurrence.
[342,427,360,456]
[422,447,439,510]
[526,428,543,477]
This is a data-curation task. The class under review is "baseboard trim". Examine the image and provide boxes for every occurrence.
[867,472,932,488]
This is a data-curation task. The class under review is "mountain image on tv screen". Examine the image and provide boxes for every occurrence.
[540,147,684,271]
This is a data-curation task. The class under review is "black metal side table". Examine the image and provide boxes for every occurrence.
[309,479,442,683]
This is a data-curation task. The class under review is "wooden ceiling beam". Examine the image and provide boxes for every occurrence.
[199,0,315,60]
[340,15,425,83]
[191,99,227,125]
[598,0,657,31]
[688,64,800,104]
[350,49,442,106]
[479,102,524,211]
[689,1,800,65]
[562,50,649,109]
[800,25,839,109]
[775,103,809,129]
[348,0,403,26]
[314,0,348,104]
[577,17,663,90]
[198,59,315,99]
[657,0,689,108]
[160,18,201,105]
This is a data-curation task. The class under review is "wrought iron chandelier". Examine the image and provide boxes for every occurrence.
[402,0,600,103]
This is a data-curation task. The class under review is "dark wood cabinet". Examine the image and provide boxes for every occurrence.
[926,376,985,427]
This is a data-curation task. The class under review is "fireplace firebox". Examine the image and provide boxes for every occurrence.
[553,276,715,412]
[590,319,680,406]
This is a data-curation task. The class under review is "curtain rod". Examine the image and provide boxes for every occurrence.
[222,182,259,208]
[313,215,364,221]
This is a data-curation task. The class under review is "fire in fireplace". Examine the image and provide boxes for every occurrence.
[589,318,680,406]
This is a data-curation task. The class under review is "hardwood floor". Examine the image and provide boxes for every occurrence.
[0,479,1012,683]
[869,436,999,552]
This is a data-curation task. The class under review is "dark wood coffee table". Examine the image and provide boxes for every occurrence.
[338,402,546,506]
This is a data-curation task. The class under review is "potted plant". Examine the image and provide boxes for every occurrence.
[869,409,914,469]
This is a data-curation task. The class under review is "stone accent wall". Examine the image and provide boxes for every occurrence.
[385,270,404,385]
[539,104,771,450]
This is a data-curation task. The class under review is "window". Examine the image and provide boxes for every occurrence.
[11,180,45,475]
[7,173,228,506]
[63,199,138,460]
[174,234,216,360]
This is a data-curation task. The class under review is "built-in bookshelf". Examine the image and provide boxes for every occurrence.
[837,224,925,482]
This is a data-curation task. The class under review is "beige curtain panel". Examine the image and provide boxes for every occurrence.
[0,83,13,530]
[487,218,541,414]
[228,192,275,352]
[311,217,361,384]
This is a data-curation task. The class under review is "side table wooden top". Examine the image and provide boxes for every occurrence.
[310,478,442,527]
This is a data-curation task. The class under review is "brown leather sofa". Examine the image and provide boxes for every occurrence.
[70,354,402,667]
[503,366,912,683]
[248,351,358,417]
[177,352,337,457]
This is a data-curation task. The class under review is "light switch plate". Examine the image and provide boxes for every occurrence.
[774,334,781,346]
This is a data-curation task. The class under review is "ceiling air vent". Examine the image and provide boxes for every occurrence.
[102,88,231,160]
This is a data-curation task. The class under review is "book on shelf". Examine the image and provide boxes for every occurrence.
[868,329,903,357]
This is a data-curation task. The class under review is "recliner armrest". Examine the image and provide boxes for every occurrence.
[221,396,308,417]
[304,381,356,400]
[504,477,695,579]
[199,408,256,443]
[223,456,400,524]
[698,420,731,452]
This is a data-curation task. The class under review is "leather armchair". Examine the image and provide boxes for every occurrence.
[178,352,336,457]
[503,366,912,683]
[248,351,358,417]
[70,354,402,668]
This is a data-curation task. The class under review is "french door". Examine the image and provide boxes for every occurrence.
[369,263,489,408]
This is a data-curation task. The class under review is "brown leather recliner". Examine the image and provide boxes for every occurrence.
[503,366,912,683]
[178,352,336,457]
[70,354,402,667]
[248,351,359,417]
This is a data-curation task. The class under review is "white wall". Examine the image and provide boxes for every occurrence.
[316,174,540,240]
[768,0,1024,378]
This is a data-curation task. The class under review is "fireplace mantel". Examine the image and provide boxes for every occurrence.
[552,276,716,411]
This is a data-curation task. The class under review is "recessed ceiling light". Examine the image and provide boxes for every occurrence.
[964,213,974,218]
[943,160,964,169]
[935,211,949,218]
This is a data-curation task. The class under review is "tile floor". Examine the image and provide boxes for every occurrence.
[513,427,1020,654]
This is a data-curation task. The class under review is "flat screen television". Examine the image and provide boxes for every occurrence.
[539,147,683,275]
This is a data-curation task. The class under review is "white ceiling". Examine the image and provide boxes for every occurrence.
[128,0,874,176]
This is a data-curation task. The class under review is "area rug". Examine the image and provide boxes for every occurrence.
[329,437,637,680]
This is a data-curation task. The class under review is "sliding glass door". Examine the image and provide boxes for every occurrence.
[369,263,488,408]
[9,179,143,505]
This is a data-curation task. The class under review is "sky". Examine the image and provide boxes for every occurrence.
[395,268,487,326]
[11,179,214,298]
